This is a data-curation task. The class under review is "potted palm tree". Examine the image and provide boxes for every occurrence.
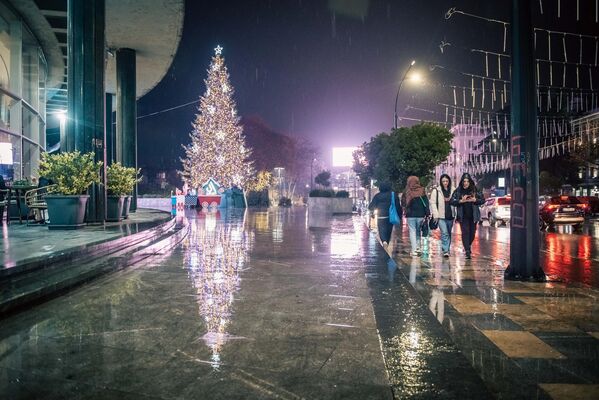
[106,163,129,222]
[38,151,102,229]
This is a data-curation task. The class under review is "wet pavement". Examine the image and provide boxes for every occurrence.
[0,208,171,270]
[384,219,599,400]
[0,209,397,399]
[0,208,597,399]
[468,220,599,287]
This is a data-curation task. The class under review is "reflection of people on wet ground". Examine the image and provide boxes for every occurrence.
[387,258,397,282]
[450,173,485,260]
[401,176,429,257]
[430,174,456,258]
[429,289,445,323]
[368,181,401,250]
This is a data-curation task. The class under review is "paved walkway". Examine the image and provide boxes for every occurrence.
[382,220,599,400]
[0,209,397,399]
[0,208,171,269]
[1,208,596,399]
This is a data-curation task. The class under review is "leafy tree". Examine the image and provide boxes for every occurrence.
[243,116,319,199]
[353,123,453,190]
[539,171,563,194]
[314,170,331,188]
[247,170,273,192]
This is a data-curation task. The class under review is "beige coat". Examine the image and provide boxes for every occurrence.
[429,186,456,220]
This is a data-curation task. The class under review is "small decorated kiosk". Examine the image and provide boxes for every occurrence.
[198,177,224,209]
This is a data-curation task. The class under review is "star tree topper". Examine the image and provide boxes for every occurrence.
[214,45,223,55]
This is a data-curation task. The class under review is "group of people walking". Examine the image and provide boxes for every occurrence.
[368,173,485,259]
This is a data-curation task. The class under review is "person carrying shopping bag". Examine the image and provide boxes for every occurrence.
[429,174,456,257]
[368,182,402,249]
[401,176,429,257]
[450,173,485,259]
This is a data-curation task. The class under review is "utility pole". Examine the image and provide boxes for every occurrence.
[505,0,545,281]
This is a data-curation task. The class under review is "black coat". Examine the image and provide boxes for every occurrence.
[449,187,485,221]
[369,191,402,219]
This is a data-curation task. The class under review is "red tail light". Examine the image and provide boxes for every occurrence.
[545,204,559,210]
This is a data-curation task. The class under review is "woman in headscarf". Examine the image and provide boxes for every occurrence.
[450,173,485,259]
[401,176,429,257]
[429,174,456,257]
[368,181,401,249]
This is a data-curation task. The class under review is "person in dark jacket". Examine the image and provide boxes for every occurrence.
[401,176,429,257]
[368,181,402,249]
[450,173,485,259]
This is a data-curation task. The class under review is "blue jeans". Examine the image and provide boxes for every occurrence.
[438,218,454,253]
[407,217,423,252]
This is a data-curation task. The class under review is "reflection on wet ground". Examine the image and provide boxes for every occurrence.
[382,219,599,400]
[1,207,597,399]
[473,220,599,287]
[0,208,394,399]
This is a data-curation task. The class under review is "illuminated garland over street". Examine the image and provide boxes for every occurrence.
[181,46,254,189]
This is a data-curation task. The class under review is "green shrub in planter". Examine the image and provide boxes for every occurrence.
[106,163,140,220]
[335,190,350,198]
[309,189,335,198]
[38,151,102,229]
[278,197,292,207]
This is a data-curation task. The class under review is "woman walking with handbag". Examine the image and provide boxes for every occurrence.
[368,182,402,249]
[401,176,429,257]
[450,173,485,259]
[429,174,456,257]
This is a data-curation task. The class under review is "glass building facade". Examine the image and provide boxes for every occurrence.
[0,2,47,182]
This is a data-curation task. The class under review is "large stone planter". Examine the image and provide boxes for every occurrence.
[122,195,131,219]
[106,195,125,222]
[46,195,89,230]
[307,197,353,215]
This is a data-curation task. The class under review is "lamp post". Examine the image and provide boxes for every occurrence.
[394,60,416,129]
[310,157,316,190]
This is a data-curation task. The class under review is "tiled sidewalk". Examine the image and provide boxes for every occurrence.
[379,220,599,400]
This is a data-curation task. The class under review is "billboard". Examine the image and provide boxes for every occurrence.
[332,147,357,168]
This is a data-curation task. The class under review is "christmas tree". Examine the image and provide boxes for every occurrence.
[181,45,253,189]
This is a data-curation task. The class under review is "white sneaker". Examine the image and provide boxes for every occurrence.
[410,251,420,257]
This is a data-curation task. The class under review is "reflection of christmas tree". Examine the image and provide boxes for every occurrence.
[183,211,252,368]
[180,45,253,189]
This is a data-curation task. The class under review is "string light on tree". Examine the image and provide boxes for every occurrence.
[181,45,254,189]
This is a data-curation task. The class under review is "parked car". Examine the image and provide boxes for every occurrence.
[538,195,550,207]
[576,196,599,216]
[481,196,511,226]
[539,195,585,230]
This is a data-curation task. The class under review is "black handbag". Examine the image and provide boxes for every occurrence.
[420,217,430,237]
[419,197,436,234]
[429,217,438,230]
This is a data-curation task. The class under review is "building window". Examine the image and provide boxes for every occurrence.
[0,6,46,182]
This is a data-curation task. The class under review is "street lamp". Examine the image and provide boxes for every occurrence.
[310,157,316,190]
[394,60,422,129]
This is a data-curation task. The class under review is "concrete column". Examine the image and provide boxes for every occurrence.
[67,0,106,223]
[116,48,137,211]
[506,0,544,280]
[105,93,115,165]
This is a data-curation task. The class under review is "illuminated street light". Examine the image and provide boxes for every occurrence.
[408,71,422,84]
[394,60,421,129]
